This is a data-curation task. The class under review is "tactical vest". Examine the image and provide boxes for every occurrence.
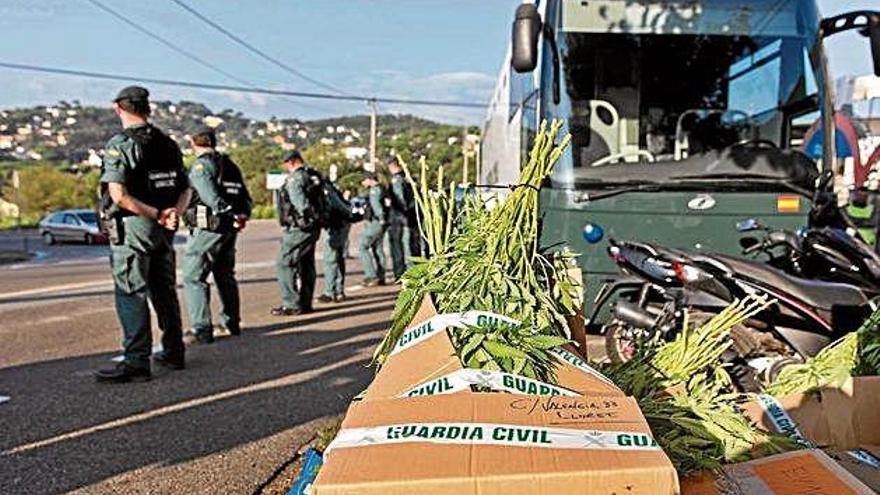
[389,172,415,214]
[122,124,186,210]
[190,152,249,215]
[278,167,330,231]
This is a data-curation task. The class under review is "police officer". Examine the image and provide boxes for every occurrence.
[95,86,191,383]
[847,188,880,250]
[182,127,252,344]
[359,172,388,287]
[272,151,319,316]
[386,157,415,281]
[318,179,352,303]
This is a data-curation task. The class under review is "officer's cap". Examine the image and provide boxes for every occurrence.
[386,156,400,166]
[362,171,378,181]
[192,126,216,140]
[282,150,303,163]
[113,85,150,103]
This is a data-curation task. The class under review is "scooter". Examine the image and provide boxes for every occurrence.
[737,219,880,295]
[595,238,876,389]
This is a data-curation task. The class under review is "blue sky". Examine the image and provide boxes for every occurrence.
[0,0,875,124]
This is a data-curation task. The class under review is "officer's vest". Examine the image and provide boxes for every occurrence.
[190,152,249,215]
[848,203,877,244]
[122,125,186,210]
[389,173,415,215]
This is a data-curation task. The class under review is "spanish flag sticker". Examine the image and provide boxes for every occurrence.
[777,195,800,213]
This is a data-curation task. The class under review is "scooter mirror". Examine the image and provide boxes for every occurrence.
[736,218,760,232]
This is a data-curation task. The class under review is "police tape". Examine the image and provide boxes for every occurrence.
[549,347,615,386]
[389,311,520,356]
[847,448,880,469]
[325,422,660,454]
[755,394,814,448]
[401,368,580,398]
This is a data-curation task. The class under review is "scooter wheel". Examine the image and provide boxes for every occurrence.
[765,356,804,384]
[603,321,640,364]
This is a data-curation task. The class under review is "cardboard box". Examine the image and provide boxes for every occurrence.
[740,377,880,491]
[313,393,679,495]
[742,377,880,450]
[680,450,875,495]
[364,295,624,400]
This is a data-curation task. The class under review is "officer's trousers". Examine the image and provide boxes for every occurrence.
[110,216,184,368]
[322,224,349,297]
[277,227,318,310]
[182,228,240,337]
[387,217,406,279]
[359,221,386,281]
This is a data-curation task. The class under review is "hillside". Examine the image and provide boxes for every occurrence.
[0,100,476,165]
[0,100,481,224]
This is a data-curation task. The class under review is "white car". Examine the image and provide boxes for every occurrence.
[38,209,107,245]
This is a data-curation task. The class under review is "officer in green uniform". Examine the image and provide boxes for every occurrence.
[318,179,352,303]
[272,151,319,316]
[847,188,879,249]
[386,157,415,280]
[94,86,191,383]
[182,128,252,344]
[359,172,388,286]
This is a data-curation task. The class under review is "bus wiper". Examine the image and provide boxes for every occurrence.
[672,175,812,198]
[572,184,663,203]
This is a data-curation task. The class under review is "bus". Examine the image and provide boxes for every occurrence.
[482,0,880,321]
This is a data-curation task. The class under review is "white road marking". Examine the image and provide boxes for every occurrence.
[0,279,112,301]
[4,352,368,456]
[0,395,10,404]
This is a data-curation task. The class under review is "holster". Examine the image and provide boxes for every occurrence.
[97,194,125,245]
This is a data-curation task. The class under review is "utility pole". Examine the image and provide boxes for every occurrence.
[367,99,378,172]
[462,126,469,184]
[11,169,26,253]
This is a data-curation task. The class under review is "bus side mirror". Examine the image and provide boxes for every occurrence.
[870,17,880,76]
[821,11,880,76]
[512,3,541,73]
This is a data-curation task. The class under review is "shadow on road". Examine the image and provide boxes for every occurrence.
[0,291,390,494]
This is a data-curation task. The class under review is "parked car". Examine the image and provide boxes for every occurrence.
[39,209,107,245]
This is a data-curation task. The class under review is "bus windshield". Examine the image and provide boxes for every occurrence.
[551,0,823,184]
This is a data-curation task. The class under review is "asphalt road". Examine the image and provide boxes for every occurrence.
[0,220,393,494]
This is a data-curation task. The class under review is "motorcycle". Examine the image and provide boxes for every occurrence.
[736,218,880,295]
[595,238,876,390]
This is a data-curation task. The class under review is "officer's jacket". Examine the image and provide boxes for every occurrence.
[368,184,387,223]
[189,151,252,217]
[389,171,414,217]
[281,167,311,226]
[101,123,187,212]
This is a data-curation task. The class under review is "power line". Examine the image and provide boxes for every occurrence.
[84,0,338,114]
[0,61,488,109]
[169,0,348,96]
[85,0,248,87]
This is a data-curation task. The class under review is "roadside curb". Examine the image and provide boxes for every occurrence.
[0,250,32,265]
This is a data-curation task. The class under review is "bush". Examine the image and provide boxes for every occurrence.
[251,204,276,219]
[1,165,99,218]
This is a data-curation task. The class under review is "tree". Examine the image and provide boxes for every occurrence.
[0,164,99,217]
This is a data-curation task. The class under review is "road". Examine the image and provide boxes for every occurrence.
[0,220,393,494]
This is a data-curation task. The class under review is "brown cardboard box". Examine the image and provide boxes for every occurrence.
[741,377,880,450]
[313,393,679,495]
[681,450,875,495]
[740,377,880,491]
[825,448,880,493]
[364,295,624,400]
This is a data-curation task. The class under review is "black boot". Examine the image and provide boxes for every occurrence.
[94,362,151,383]
[152,351,185,370]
